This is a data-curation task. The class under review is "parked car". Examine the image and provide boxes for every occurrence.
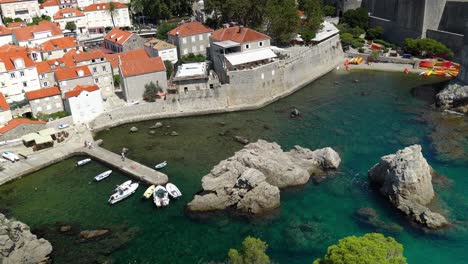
[2,151,20,163]
[402,53,413,59]
[58,123,70,129]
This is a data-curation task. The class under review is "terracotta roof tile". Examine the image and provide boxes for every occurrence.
[0,118,46,134]
[55,65,91,81]
[0,0,34,3]
[12,21,63,42]
[35,61,52,73]
[64,49,106,62]
[104,49,149,68]
[120,57,165,77]
[0,26,12,36]
[40,0,59,8]
[53,8,84,20]
[0,44,26,53]
[25,86,61,101]
[168,22,213,37]
[145,38,175,50]
[65,85,99,98]
[38,37,78,52]
[0,50,35,71]
[0,92,9,111]
[83,2,127,12]
[211,26,270,43]
[104,28,133,45]
[6,22,26,29]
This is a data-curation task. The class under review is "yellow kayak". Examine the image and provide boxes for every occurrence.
[143,185,156,199]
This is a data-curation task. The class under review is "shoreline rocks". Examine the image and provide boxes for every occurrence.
[368,145,449,229]
[187,140,341,215]
[0,213,53,264]
[435,80,468,114]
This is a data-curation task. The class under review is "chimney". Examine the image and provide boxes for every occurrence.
[238,25,243,33]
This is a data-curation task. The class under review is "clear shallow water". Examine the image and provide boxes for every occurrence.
[1,71,467,264]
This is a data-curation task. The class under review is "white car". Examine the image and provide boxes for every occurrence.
[58,123,69,129]
[2,152,19,163]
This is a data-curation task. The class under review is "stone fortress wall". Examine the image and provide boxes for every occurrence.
[89,35,344,131]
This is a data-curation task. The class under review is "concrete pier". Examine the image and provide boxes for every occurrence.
[79,146,167,185]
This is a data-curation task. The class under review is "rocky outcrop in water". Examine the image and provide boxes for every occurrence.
[436,80,468,113]
[0,213,52,264]
[187,140,341,215]
[368,145,449,229]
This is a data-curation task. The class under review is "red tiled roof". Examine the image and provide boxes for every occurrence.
[38,37,78,52]
[104,28,133,45]
[0,44,26,53]
[168,22,213,37]
[0,118,46,134]
[83,2,127,12]
[25,87,61,101]
[211,26,270,43]
[53,8,84,19]
[0,92,9,111]
[120,57,165,77]
[0,0,34,3]
[6,22,26,29]
[0,26,12,36]
[35,61,52,73]
[55,65,91,81]
[64,49,106,62]
[0,50,35,71]
[104,49,149,68]
[40,0,59,8]
[65,85,99,98]
[12,21,63,42]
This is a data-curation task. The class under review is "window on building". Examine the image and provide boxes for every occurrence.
[245,44,250,49]
[200,45,204,51]
[261,73,264,79]
[94,78,99,83]
[40,74,45,79]
[43,82,48,87]
[183,49,188,55]
[48,51,52,55]
[192,46,197,53]
[23,82,27,87]
[259,41,263,47]
[93,67,97,73]
[102,66,106,71]
[10,73,15,78]
[20,71,24,77]
[272,70,275,76]
[182,38,187,44]
[199,35,203,41]
[191,36,196,42]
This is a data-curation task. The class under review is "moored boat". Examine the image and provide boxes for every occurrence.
[154,161,167,170]
[153,185,170,207]
[143,185,156,199]
[108,181,139,204]
[166,183,182,199]
[114,180,132,191]
[94,170,112,181]
[77,158,91,166]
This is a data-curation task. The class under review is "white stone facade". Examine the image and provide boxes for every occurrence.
[0,0,40,23]
[65,88,104,123]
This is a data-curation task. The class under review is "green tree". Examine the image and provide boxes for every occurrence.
[143,81,163,102]
[366,26,384,40]
[265,0,299,45]
[313,233,407,264]
[181,53,206,63]
[228,236,270,264]
[340,32,353,46]
[368,50,380,61]
[348,26,365,38]
[3,17,13,23]
[14,17,24,22]
[342,7,369,30]
[323,5,336,17]
[113,75,120,87]
[107,2,118,28]
[303,0,324,36]
[404,38,454,58]
[164,60,173,79]
[65,21,77,32]
[157,22,178,40]
[29,15,51,26]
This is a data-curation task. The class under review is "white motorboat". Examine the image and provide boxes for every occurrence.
[154,161,167,170]
[108,181,139,204]
[114,180,131,191]
[2,152,19,163]
[166,183,182,199]
[94,170,112,181]
[153,185,170,207]
[76,158,91,166]
[143,185,156,199]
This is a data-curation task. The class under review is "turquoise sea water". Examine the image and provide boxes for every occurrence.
[0,71,467,264]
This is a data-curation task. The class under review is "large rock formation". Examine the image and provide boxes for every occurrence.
[368,145,449,229]
[187,140,341,215]
[0,213,52,264]
[436,22,468,113]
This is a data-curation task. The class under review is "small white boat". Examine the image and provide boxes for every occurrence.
[166,183,182,199]
[108,181,139,204]
[444,109,464,116]
[154,161,167,170]
[94,170,112,181]
[143,185,156,199]
[76,158,91,166]
[114,180,132,191]
[2,152,19,163]
[153,185,170,207]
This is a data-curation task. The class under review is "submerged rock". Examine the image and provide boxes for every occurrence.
[59,225,72,232]
[129,126,138,133]
[79,229,110,240]
[233,136,249,145]
[354,208,403,234]
[187,140,341,215]
[0,213,52,264]
[149,122,163,129]
[290,108,301,118]
[169,131,179,136]
[368,145,449,229]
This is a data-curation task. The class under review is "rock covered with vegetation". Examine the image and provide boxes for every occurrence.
[0,213,52,264]
[228,236,270,264]
[368,145,449,229]
[313,233,407,264]
[187,140,341,215]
